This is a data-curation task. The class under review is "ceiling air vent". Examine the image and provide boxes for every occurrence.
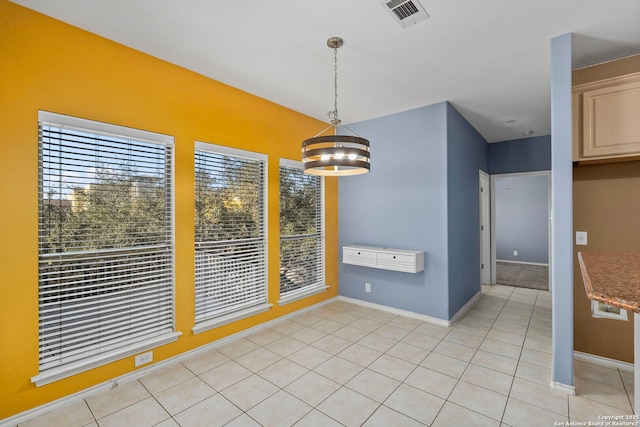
[382,0,429,29]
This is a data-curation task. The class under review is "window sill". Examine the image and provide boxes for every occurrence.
[192,303,273,335]
[278,285,329,306]
[31,332,182,387]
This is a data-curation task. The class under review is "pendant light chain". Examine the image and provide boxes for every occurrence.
[331,45,340,126]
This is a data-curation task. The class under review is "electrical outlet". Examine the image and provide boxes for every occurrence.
[135,351,153,367]
[365,282,371,292]
[513,250,518,256]
[576,231,588,246]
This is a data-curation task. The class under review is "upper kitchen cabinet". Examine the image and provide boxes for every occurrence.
[573,55,640,163]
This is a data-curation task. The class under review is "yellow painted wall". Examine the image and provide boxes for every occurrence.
[0,1,338,419]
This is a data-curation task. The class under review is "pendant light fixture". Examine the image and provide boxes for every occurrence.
[302,37,370,176]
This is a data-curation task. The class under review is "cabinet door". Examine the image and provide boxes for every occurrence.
[582,77,640,159]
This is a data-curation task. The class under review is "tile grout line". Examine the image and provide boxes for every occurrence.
[242,301,393,426]
[80,399,98,426]
[312,303,425,426]
[18,288,574,427]
[482,286,520,425]
[140,374,176,426]
[307,288,529,425]
[426,285,520,424]
[462,286,555,424]
[503,289,554,423]
[314,306,419,426]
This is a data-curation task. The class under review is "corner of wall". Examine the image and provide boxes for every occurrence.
[337,104,450,320]
[444,102,489,319]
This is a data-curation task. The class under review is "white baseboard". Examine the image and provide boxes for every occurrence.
[448,290,482,325]
[0,297,338,427]
[550,380,576,395]
[496,259,549,267]
[339,290,481,327]
[338,296,450,326]
[546,351,633,399]
[574,350,634,373]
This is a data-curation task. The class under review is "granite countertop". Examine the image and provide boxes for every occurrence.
[578,252,640,314]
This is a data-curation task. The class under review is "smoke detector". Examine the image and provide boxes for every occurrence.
[382,0,430,29]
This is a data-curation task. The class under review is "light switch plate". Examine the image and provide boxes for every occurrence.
[576,231,588,246]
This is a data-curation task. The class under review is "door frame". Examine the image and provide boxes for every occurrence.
[490,170,552,291]
[479,170,491,285]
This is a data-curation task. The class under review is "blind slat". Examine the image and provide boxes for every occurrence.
[38,113,175,372]
[194,146,267,324]
[279,164,324,297]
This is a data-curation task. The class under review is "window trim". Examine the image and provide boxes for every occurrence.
[31,332,181,387]
[192,142,271,334]
[38,111,174,146]
[277,158,327,306]
[33,111,178,386]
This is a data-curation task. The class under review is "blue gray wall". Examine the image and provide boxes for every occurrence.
[550,33,574,389]
[337,34,575,390]
[489,135,551,174]
[338,102,488,321]
[446,103,489,316]
[495,174,549,264]
[338,103,449,319]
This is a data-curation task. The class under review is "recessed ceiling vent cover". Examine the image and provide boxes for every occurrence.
[383,0,430,29]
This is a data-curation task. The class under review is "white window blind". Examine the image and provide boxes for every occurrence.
[36,111,176,381]
[279,159,326,304]
[194,143,268,330]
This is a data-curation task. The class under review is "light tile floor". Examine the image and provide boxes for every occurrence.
[14,285,636,427]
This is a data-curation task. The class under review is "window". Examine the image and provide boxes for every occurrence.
[279,159,326,305]
[35,111,179,386]
[193,143,269,333]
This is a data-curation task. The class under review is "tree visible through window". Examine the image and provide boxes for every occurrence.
[279,160,325,301]
[41,167,168,252]
[36,112,176,383]
[194,143,268,330]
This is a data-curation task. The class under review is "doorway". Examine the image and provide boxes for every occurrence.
[490,171,551,291]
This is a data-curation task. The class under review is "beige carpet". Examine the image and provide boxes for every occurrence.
[496,261,549,291]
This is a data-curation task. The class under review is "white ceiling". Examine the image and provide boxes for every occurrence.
[11,0,640,142]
